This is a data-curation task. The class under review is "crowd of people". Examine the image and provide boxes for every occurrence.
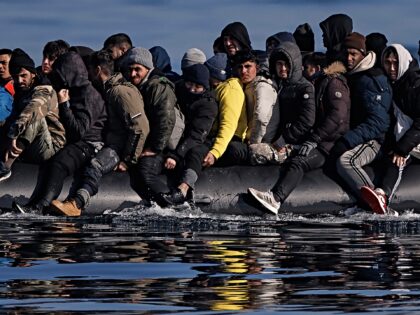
[0,13,419,217]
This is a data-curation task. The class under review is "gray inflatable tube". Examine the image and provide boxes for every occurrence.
[0,162,419,215]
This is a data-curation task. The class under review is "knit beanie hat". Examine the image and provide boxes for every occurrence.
[183,63,210,90]
[123,47,154,69]
[205,53,228,81]
[293,23,315,53]
[9,48,36,74]
[181,48,206,70]
[344,32,366,55]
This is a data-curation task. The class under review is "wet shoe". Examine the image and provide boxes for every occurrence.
[0,164,11,182]
[160,188,187,206]
[50,199,81,217]
[248,187,280,215]
[360,186,388,215]
[12,200,43,215]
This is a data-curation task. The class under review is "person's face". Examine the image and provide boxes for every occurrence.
[0,54,11,80]
[128,63,149,85]
[346,48,364,70]
[12,68,35,92]
[237,60,257,84]
[41,55,56,74]
[275,59,290,79]
[185,81,205,94]
[223,35,241,56]
[303,63,320,80]
[383,52,398,82]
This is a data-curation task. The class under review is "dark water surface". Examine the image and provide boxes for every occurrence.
[1,209,420,314]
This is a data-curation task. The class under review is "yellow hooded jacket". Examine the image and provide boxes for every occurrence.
[210,78,247,159]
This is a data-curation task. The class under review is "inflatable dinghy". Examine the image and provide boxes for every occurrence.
[0,162,419,215]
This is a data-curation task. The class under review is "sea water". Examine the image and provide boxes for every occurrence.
[2,0,420,313]
[1,206,420,314]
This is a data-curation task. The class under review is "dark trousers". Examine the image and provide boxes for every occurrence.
[380,154,413,197]
[272,149,326,203]
[81,147,120,196]
[30,141,96,207]
[216,140,249,167]
[183,143,212,176]
[129,154,169,201]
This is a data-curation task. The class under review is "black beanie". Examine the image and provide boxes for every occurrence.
[9,48,36,75]
[183,63,210,90]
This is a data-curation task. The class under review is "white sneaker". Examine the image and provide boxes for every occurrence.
[248,187,280,215]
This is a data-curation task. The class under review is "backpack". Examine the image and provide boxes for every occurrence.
[167,103,185,150]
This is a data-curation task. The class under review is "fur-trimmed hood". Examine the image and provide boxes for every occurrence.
[323,61,347,77]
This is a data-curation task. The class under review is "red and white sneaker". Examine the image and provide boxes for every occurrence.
[360,186,388,215]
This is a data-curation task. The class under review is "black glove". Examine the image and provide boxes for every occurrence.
[298,141,317,157]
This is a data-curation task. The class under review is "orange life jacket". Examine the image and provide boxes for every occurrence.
[4,80,14,97]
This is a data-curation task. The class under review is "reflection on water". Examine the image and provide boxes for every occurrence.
[1,214,420,313]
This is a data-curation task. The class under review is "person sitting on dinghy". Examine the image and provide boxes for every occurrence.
[50,50,150,216]
[0,48,66,183]
[248,41,351,215]
[160,64,218,205]
[361,44,420,215]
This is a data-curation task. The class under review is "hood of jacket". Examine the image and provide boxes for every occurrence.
[323,61,347,77]
[221,21,252,51]
[349,51,376,75]
[383,44,413,81]
[150,46,172,73]
[52,51,90,89]
[319,14,353,50]
[265,31,296,52]
[269,41,303,84]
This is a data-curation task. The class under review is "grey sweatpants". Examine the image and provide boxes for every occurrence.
[336,140,382,200]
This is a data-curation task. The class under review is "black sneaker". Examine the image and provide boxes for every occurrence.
[160,188,187,206]
[12,200,43,215]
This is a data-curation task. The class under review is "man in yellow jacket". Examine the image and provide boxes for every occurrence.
[202,53,247,167]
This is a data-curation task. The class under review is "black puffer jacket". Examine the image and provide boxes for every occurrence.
[169,84,218,161]
[138,68,176,153]
[53,52,107,143]
[310,61,351,154]
[270,41,316,146]
[391,60,420,156]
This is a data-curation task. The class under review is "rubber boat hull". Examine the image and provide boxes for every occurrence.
[0,162,419,215]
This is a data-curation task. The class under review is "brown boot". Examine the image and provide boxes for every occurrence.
[50,199,82,217]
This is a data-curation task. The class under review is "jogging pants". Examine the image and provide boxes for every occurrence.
[336,140,382,200]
